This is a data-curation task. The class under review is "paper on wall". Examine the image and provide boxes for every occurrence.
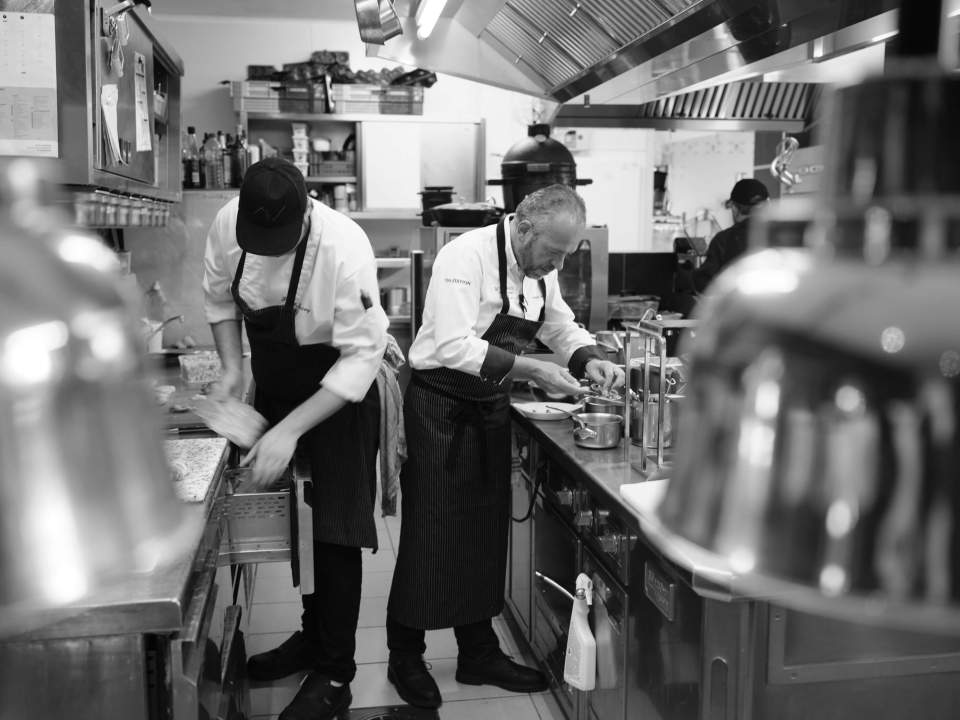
[101,84,123,164]
[0,9,58,157]
[133,52,151,152]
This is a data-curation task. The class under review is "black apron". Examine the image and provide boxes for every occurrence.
[231,231,379,550]
[389,218,546,629]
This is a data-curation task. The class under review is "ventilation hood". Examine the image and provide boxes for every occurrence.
[368,0,917,129]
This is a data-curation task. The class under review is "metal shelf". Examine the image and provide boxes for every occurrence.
[305,176,356,183]
[347,209,420,220]
[244,110,428,122]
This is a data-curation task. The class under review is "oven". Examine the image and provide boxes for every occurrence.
[532,495,582,720]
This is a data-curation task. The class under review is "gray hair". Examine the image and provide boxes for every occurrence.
[515,184,586,228]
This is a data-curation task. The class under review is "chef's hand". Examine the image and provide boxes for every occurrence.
[208,368,244,401]
[527,360,583,397]
[585,359,625,393]
[240,424,297,489]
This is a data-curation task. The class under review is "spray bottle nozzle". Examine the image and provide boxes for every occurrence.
[575,573,593,606]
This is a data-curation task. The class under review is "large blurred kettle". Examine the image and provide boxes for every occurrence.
[0,160,192,637]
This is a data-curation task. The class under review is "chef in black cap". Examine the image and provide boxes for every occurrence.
[690,177,770,292]
[202,157,387,720]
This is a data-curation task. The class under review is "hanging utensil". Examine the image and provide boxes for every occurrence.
[355,0,402,44]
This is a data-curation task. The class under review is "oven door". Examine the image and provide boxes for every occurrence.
[582,548,627,720]
[532,496,582,720]
[169,548,250,720]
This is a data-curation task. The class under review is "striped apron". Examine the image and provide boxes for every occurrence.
[231,234,379,550]
[388,218,546,629]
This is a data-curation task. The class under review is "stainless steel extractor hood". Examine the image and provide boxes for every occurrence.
[369,0,906,129]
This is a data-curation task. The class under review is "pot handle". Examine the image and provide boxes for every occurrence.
[574,426,598,441]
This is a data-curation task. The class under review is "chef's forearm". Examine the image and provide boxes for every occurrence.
[274,387,349,438]
[210,319,244,375]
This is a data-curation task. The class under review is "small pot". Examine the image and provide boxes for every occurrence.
[572,412,623,449]
[582,396,624,415]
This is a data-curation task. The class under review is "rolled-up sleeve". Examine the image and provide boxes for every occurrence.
[321,257,389,402]
[429,245,511,379]
[202,209,240,324]
[537,276,600,372]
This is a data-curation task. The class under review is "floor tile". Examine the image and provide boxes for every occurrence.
[423,629,459,660]
[361,570,394,598]
[252,577,302,605]
[248,601,302,634]
[255,561,295,580]
[246,631,297,657]
[439,695,541,720]
[358,595,389,628]
[355,626,389,665]
[249,673,305,716]
[362,547,397,573]
[531,689,566,720]
[351,662,404,708]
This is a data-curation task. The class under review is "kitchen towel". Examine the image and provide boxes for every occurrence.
[376,333,406,516]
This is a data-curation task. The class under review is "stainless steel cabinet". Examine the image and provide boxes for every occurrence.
[508,429,536,640]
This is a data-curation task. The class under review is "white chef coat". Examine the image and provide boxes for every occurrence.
[203,197,388,403]
[408,218,595,375]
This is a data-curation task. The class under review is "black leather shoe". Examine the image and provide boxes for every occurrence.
[247,631,318,682]
[387,654,442,709]
[279,673,351,720]
[456,651,549,693]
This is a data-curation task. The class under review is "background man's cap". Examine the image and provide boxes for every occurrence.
[236,157,307,256]
[729,178,770,206]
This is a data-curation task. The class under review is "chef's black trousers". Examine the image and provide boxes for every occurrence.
[301,541,362,683]
[387,613,501,661]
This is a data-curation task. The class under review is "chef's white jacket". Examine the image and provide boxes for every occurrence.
[408,219,597,381]
[203,197,388,403]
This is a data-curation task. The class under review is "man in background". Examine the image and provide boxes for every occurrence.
[687,177,770,292]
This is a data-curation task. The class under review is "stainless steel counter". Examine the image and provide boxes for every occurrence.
[510,405,746,601]
[15,433,230,641]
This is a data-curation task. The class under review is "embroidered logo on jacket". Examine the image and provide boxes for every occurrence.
[445,277,471,286]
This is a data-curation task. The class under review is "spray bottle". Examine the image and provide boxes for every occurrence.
[564,573,596,691]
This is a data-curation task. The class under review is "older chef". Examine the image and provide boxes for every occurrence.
[386,184,624,708]
[203,158,387,720]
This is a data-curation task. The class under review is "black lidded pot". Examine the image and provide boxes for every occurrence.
[488,123,592,212]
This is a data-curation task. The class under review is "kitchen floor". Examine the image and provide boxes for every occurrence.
[246,510,565,720]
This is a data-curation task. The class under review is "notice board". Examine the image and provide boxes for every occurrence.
[0,0,58,158]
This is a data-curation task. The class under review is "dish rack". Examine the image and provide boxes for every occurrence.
[217,453,316,594]
[623,317,698,472]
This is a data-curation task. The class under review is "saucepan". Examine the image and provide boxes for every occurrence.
[571,412,623,449]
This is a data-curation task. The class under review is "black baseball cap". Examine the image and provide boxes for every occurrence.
[236,157,308,256]
[728,178,770,207]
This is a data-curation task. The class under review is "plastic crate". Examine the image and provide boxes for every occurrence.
[330,84,424,115]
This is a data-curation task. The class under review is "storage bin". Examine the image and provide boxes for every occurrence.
[330,84,424,115]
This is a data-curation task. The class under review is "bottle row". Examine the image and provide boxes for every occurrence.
[182,125,260,190]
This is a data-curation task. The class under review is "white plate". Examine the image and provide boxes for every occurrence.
[513,401,580,421]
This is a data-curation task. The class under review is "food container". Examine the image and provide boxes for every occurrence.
[178,351,224,386]
[571,412,623,449]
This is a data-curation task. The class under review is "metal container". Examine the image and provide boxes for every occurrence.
[572,412,623,449]
[0,159,191,637]
[582,395,624,415]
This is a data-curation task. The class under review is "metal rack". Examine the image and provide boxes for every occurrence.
[623,317,697,471]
